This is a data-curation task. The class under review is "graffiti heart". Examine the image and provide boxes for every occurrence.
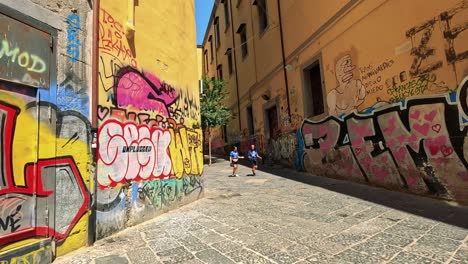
[299,77,468,203]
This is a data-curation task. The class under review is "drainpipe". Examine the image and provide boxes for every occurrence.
[89,0,99,246]
[229,0,242,131]
[277,0,291,119]
[91,0,99,129]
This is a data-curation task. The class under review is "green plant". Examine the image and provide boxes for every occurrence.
[200,78,231,165]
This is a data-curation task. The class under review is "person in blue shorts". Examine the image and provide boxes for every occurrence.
[248,144,262,176]
[229,146,244,177]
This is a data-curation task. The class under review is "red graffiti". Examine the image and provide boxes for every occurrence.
[0,101,90,247]
[97,119,173,188]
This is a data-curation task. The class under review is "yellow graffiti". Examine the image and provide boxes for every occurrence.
[0,92,91,256]
[168,127,203,178]
[2,245,51,264]
[0,40,47,73]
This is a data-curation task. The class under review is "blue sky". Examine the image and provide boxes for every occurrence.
[195,0,215,45]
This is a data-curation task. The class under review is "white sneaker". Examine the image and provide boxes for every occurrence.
[235,174,239,177]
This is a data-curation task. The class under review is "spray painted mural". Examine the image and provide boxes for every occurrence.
[97,6,203,238]
[0,5,93,259]
[297,0,468,204]
[299,78,468,203]
[0,92,92,254]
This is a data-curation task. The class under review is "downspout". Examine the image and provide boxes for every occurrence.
[91,0,99,128]
[229,0,242,131]
[89,0,99,246]
[277,0,291,119]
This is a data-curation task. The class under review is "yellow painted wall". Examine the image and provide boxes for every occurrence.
[97,0,203,239]
[99,0,199,124]
[284,0,468,120]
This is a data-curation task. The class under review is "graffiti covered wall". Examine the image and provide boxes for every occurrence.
[97,0,203,238]
[0,0,93,259]
[296,0,468,204]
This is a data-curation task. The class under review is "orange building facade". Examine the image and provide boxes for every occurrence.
[202,0,468,204]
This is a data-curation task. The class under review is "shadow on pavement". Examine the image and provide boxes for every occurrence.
[212,154,468,230]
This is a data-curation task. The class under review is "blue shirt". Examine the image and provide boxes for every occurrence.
[230,151,239,160]
[248,150,258,161]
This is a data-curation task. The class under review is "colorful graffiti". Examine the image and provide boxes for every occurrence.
[0,239,52,263]
[299,77,468,203]
[96,107,203,183]
[98,119,172,187]
[136,175,203,209]
[96,5,203,240]
[113,66,178,117]
[57,74,90,117]
[0,94,91,251]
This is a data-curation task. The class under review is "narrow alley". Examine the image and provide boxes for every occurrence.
[55,159,468,264]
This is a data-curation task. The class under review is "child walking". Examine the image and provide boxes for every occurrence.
[229,146,244,177]
[248,144,262,176]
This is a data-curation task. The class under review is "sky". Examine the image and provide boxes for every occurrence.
[195,0,215,45]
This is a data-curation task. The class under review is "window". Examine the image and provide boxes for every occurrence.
[254,0,268,33]
[266,105,279,139]
[304,61,325,117]
[222,0,230,28]
[226,48,233,76]
[217,64,223,80]
[247,106,254,135]
[237,24,248,58]
[204,50,208,73]
[214,17,221,48]
[222,125,227,142]
[209,35,214,63]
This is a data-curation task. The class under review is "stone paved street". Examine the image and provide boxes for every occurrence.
[55,159,468,264]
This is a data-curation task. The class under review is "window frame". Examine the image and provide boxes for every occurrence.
[254,0,269,35]
[302,57,326,118]
[214,17,221,48]
[226,48,233,76]
[246,105,254,136]
[217,64,223,80]
[221,0,230,30]
[209,35,214,63]
[237,24,248,58]
[204,49,209,73]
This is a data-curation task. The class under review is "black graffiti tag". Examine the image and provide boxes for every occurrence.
[0,205,22,233]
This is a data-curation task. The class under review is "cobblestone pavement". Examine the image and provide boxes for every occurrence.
[55,159,468,264]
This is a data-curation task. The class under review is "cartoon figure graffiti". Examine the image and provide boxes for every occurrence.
[327,54,366,115]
